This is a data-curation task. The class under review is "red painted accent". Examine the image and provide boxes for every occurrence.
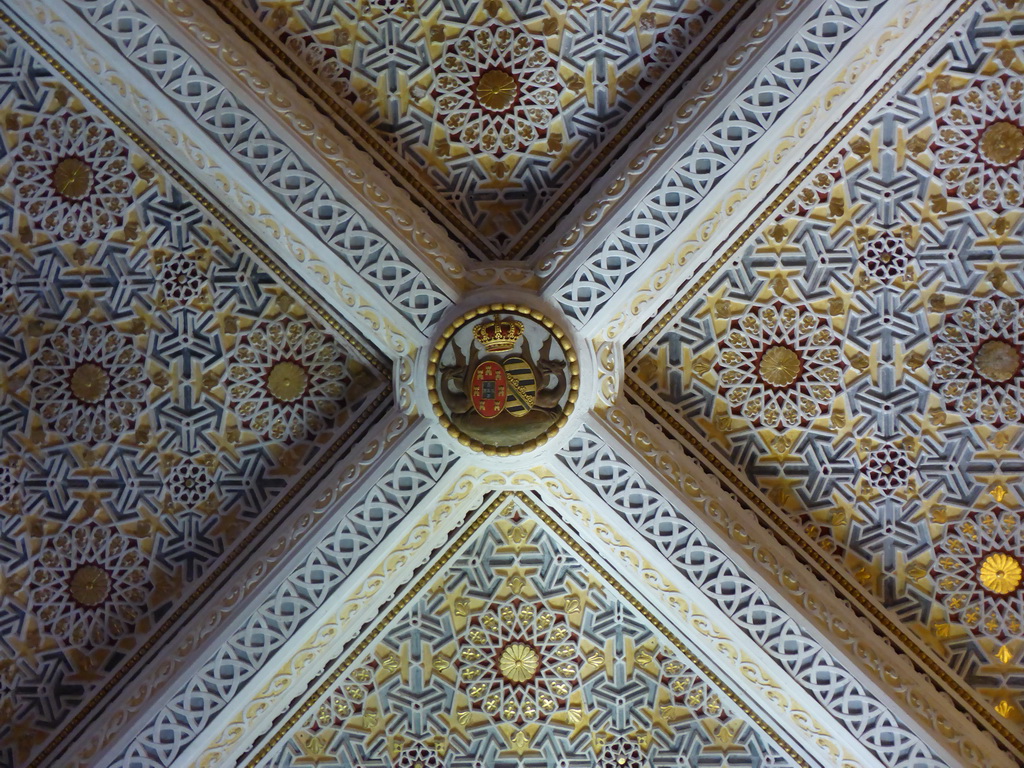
[471,361,507,418]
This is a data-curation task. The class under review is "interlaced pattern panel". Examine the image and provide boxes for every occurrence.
[553,0,889,326]
[557,427,948,768]
[64,0,453,333]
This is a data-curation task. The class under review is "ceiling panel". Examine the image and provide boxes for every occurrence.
[627,0,1024,744]
[0,16,391,768]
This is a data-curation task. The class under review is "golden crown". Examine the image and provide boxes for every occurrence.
[473,318,524,352]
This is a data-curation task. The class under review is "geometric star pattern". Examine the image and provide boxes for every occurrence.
[628,0,1024,729]
[2,0,1024,767]
[0,19,389,768]
[267,496,800,768]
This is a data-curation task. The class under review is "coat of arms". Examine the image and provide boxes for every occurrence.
[429,307,578,454]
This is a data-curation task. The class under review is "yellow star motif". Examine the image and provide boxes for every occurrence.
[912,61,954,94]
[295,729,335,765]
[509,728,532,754]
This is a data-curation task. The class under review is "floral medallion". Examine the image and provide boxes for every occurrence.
[28,525,151,647]
[429,305,578,454]
[29,324,148,444]
[932,507,1024,640]
[932,73,1024,210]
[159,254,207,305]
[929,297,1024,424]
[715,304,846,430]
[456,599,581,723]
[224,319,355,442]
[862,444,914,494]
[862,232,912,282]
[11,112,134,240]
[431,25,562,157]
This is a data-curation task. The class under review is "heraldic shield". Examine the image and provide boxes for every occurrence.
[429,305,578,454]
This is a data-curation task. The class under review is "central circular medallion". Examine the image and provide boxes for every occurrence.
[979,552,1022,594]
[69,363,110,403]
[267,361,308,402]
[499,642,539,683]
[973,339,1021,383]
[428,304,578,455]
[69,564,110,606]
[759,345,801,388]
[979,120,1024,166]
[475,69,518,111]
[51,157,94,200]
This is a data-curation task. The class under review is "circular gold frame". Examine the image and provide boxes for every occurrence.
[427,303,580,456]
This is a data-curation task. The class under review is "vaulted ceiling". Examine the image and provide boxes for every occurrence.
[0,1,1022,767]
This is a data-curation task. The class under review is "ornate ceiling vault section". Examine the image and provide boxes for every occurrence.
[2,0,1023,766]
[0,14,391,768]
[549,0,897,328]
[627,0,1024,754]
[215,0,748,260]
[50,0,457,337]
[261,493,804,768]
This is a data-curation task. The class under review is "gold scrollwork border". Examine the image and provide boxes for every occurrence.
[245,490,808,768]
[426,303,580,456]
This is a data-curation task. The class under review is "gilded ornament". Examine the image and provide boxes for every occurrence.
[758,345,801,388]
[429,304,578,455]
[499,642,539,682]
[69,564,110,606]
[51,157,94,199]
[69,363,110,403]
[931,298,1024,424]
[475,69,518,111]
[267,361,309,402]
[979,121,1024,166]
[979,553,1022,595]
[974,339,1021,383]
[12,112,134,240]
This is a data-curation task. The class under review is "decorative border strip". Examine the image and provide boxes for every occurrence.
[246,490,809,768]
